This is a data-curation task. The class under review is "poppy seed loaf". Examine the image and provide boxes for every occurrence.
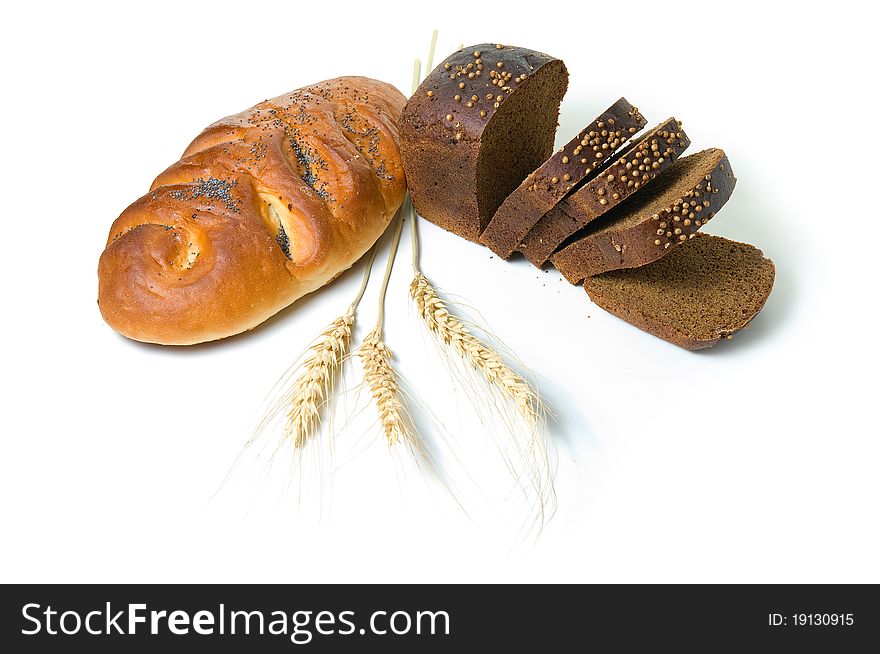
[551,148,736,284]
[584,233,775,350]
[479,97,646,258]
[519,118,691,265]
[98,77,406,345]
[401,44,568,242]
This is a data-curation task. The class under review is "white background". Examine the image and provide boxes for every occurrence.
[2,0,878,583]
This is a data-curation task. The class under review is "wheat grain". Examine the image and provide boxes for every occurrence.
[410,273,541,422]
[358,325,412,446]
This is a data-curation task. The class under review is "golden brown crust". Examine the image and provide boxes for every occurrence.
[98,77,406,345]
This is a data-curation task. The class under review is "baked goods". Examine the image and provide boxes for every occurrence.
[550,148,736,283]
[584,233,775,350]
[98,77,407,345]
[519,118,690,265]
[401,44,569,242]
[398,40,773,350]
[480,98,646,258]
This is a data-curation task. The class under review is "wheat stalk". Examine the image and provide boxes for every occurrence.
[405,32,541,423]
[229,47,431,501]
[354,59,425,451]
[402,33,553,532]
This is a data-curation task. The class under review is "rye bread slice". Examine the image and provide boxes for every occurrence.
[479,97,646,258]
[401,44,569,242]
[518,117,690,265]
[551,148,736,284]
[584,233,775,350]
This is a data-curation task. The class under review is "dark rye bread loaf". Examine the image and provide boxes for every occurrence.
[584,233,775,350]
[519,118,690,265]
[479,98,646,258]
[401,44,568,242]
[551,148,736,284]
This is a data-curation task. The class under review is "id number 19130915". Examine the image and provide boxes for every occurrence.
[768,613,854,627]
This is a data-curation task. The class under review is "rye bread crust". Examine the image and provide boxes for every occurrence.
[551,149,736,284]
[479,97,646,258]
[401,44,568,242]
[519,118,690,265]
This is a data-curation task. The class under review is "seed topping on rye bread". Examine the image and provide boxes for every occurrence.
[399,40,774,349]
[550,148,737,284]
[569,107,642,169]
[590,123,686,205]
[649,157,730,251]
[401,44,568,241]
[480,97,647,259]
[548,102,646,194]
[589,121,686,203]
[519,117,691,266]
[423,45,528,128]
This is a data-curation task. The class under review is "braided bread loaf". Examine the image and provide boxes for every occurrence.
[98,77,406,345]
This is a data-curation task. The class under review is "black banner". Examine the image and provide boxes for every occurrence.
[1,584,876,651]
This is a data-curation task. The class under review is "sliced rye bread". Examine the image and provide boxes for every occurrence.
[401,44,569,242]
[584,233,775,350]
[479,97,646,258]
[518,118,690,265]
[551,148,736,284]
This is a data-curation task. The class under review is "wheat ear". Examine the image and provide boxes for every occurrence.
[357,204,415,449]
[408,232,554,535]
[354,59,424,449]
[282,308,354,447]
[409,273,541,423]
[247,243,378,452]
[358,325,412,446]
[406,34,540,421]
[357,209,421,453]
[404,33,553,530]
